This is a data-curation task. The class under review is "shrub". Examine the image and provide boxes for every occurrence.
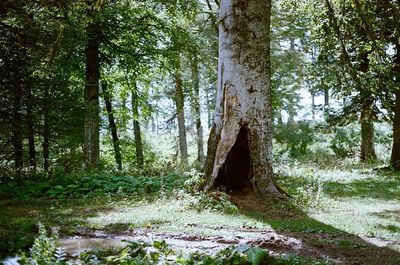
[274,122,316,158]
[329,126,359,158]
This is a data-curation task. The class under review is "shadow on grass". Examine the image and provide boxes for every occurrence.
[0,197,113,259]
[231,192,400,265]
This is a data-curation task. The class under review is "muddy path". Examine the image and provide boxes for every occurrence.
[56,192,400,264]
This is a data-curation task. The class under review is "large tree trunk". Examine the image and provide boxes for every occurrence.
[190,52,205,165]
[84,5,100,170]
[102,82,122,170]
[391,42,400,169]
[43,87,50,172]
[13,82,23,170]
[174,57,189,167]
[204,0,281,198]
[26,86,36,169]
[131,81,144,168]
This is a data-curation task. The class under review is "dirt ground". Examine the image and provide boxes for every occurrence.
[57,192,400,265]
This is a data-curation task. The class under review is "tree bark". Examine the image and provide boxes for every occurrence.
[204,0,281,198]
[43,87,50,172]
[174,57,189,167]
[13,82,23,170]
[84,4,101,170]
[26,86,36,169]
[190,52,205,165]
[391,42,400,169]
[324,87,329,106]
[102,82,122,170]
[360,107,376,161]
[131,81,144,168]
[311,92,316,120]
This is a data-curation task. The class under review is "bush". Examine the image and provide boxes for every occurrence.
[274,122,316,158]
[329,126,359,158]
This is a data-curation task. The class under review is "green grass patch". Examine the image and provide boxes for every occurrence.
[323,178,400,200]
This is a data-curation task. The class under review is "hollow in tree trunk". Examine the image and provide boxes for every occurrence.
[204,0,282,198]
[102,82,122,170]
[83,4,100,170]
[131,81,144,168]
[174,57,188,167]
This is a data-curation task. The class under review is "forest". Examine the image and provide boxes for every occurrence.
[1,0,400,264]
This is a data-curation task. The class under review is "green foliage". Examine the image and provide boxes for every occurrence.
[0,172,185,200]
[277,174,334,213]
[19,223,66,265]
[182,170,238,214]
[185,191,239,215]
[19,231,332,265]
[323,174,400,200]
[183,169,207,194]
[329,127,359,158]
[274,122,316,158]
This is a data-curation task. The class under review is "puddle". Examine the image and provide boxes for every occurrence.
[58,234,233,256]
[2,256,19,265]
[57,229,303,257]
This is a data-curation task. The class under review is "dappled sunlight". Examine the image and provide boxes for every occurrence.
[88,198,272,238]
[310,197,400,251]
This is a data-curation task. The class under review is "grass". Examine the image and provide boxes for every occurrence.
[323,177,400,200]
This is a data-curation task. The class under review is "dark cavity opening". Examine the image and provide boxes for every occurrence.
[215,127,251,193]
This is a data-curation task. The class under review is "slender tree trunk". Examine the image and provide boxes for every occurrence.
[359,51,376,161]
[13,83,23,170]
[360,107,376,161]
[131,81,144,168]
[205,86,213,129]
[324,87,329,106]
[287,99,295,126]
[174,57,188,167]
[102,82,122,170]
[43,87,50,172]
[391,42,400,169]
[84,5,100,170]
[26,86,36,169]
[277,110,283,125]
[190,52,205,165]
[204,0,281,197]
[311,92,316,120]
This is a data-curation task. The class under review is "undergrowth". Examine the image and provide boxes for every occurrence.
[0,172,184,200]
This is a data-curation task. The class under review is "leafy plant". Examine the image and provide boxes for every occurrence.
[274,122,316,158]
[329,126,359,158]
[19,223,66,265]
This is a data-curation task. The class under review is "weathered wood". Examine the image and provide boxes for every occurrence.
[204,0,281,198]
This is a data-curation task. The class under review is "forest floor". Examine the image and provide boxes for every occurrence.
[1,164,400,264]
